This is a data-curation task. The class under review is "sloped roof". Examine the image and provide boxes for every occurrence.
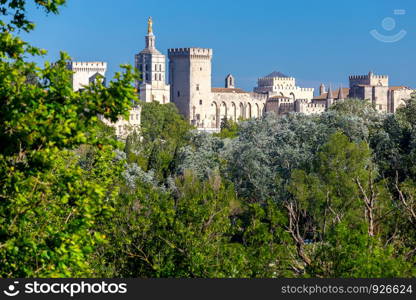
[327,86,334,99]
[212,88,247,93]
[389,86,413,91]
[313,88,350,100]
[268,95,291,100]
[139,48,162,55]
[265,71,289,78]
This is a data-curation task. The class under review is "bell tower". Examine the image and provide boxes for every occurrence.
[225,74,235,88]
[134,17,170,103]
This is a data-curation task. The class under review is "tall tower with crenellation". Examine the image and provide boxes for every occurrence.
[349,71,390,112]
[168,47,213,129]
[66,61,107,91]
[135,17,170,103]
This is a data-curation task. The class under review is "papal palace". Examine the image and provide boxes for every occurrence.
[66,18,415,137]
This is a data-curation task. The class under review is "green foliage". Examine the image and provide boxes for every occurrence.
[289,132,389,240]
[307,223,415,278]
[235,201,294,277]
[215,117,239,139]
[0,1,66,33]
[329,98,378,118]
[98,172,245,277]
[125,101,192,181]
[0,1,137,277]
[175,132,225,179]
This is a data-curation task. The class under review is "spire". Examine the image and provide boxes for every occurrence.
[338,86,345,100]
[327,85,334,99]
[326,85,334,109]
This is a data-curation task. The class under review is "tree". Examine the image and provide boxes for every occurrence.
[97,171,250,278]
[215,117,239,139]
[306,222,415,278]
[125,101,192,182]
[0,0,138,277]
[175,131,225,180]
[287,132,392,271]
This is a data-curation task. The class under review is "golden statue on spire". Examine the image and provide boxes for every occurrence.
[147,16,153,34]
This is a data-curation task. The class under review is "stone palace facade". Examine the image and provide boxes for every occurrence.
[68,17,415,136]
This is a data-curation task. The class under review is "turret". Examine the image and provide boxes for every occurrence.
[337,86,345,101]
[326,85,334,108]
[319,83,326,96]
[225,74,235,88]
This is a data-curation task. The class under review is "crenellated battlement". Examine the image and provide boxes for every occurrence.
[168,48,213,58]
[349,74,388,80]
[249,92,268,101]
[268,97,292,103]
[349,75,368,80]
[259,76,296,81]
[68,61,107,68]
[304,103,325,108]
[349,72,389,88]
[372,75,388,79]
[67,61,107,73]
[299,87,314,92]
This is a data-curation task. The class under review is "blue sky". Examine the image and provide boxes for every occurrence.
[22,0,416,92]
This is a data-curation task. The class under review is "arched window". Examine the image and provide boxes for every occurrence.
[159,74,162,81]
[211,102,219,128]
[231,102,236,120]
[239,103,245,119]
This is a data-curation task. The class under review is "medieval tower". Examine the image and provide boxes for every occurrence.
[168,47,213,129]
[135,17,170,103]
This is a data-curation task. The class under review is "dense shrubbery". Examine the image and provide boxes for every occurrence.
[1,1,415,278]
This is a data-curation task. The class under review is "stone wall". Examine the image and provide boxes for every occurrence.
[390,88,414,113]
[99,106,141,139]
[67,61,107,91]
[211,91,266,127]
